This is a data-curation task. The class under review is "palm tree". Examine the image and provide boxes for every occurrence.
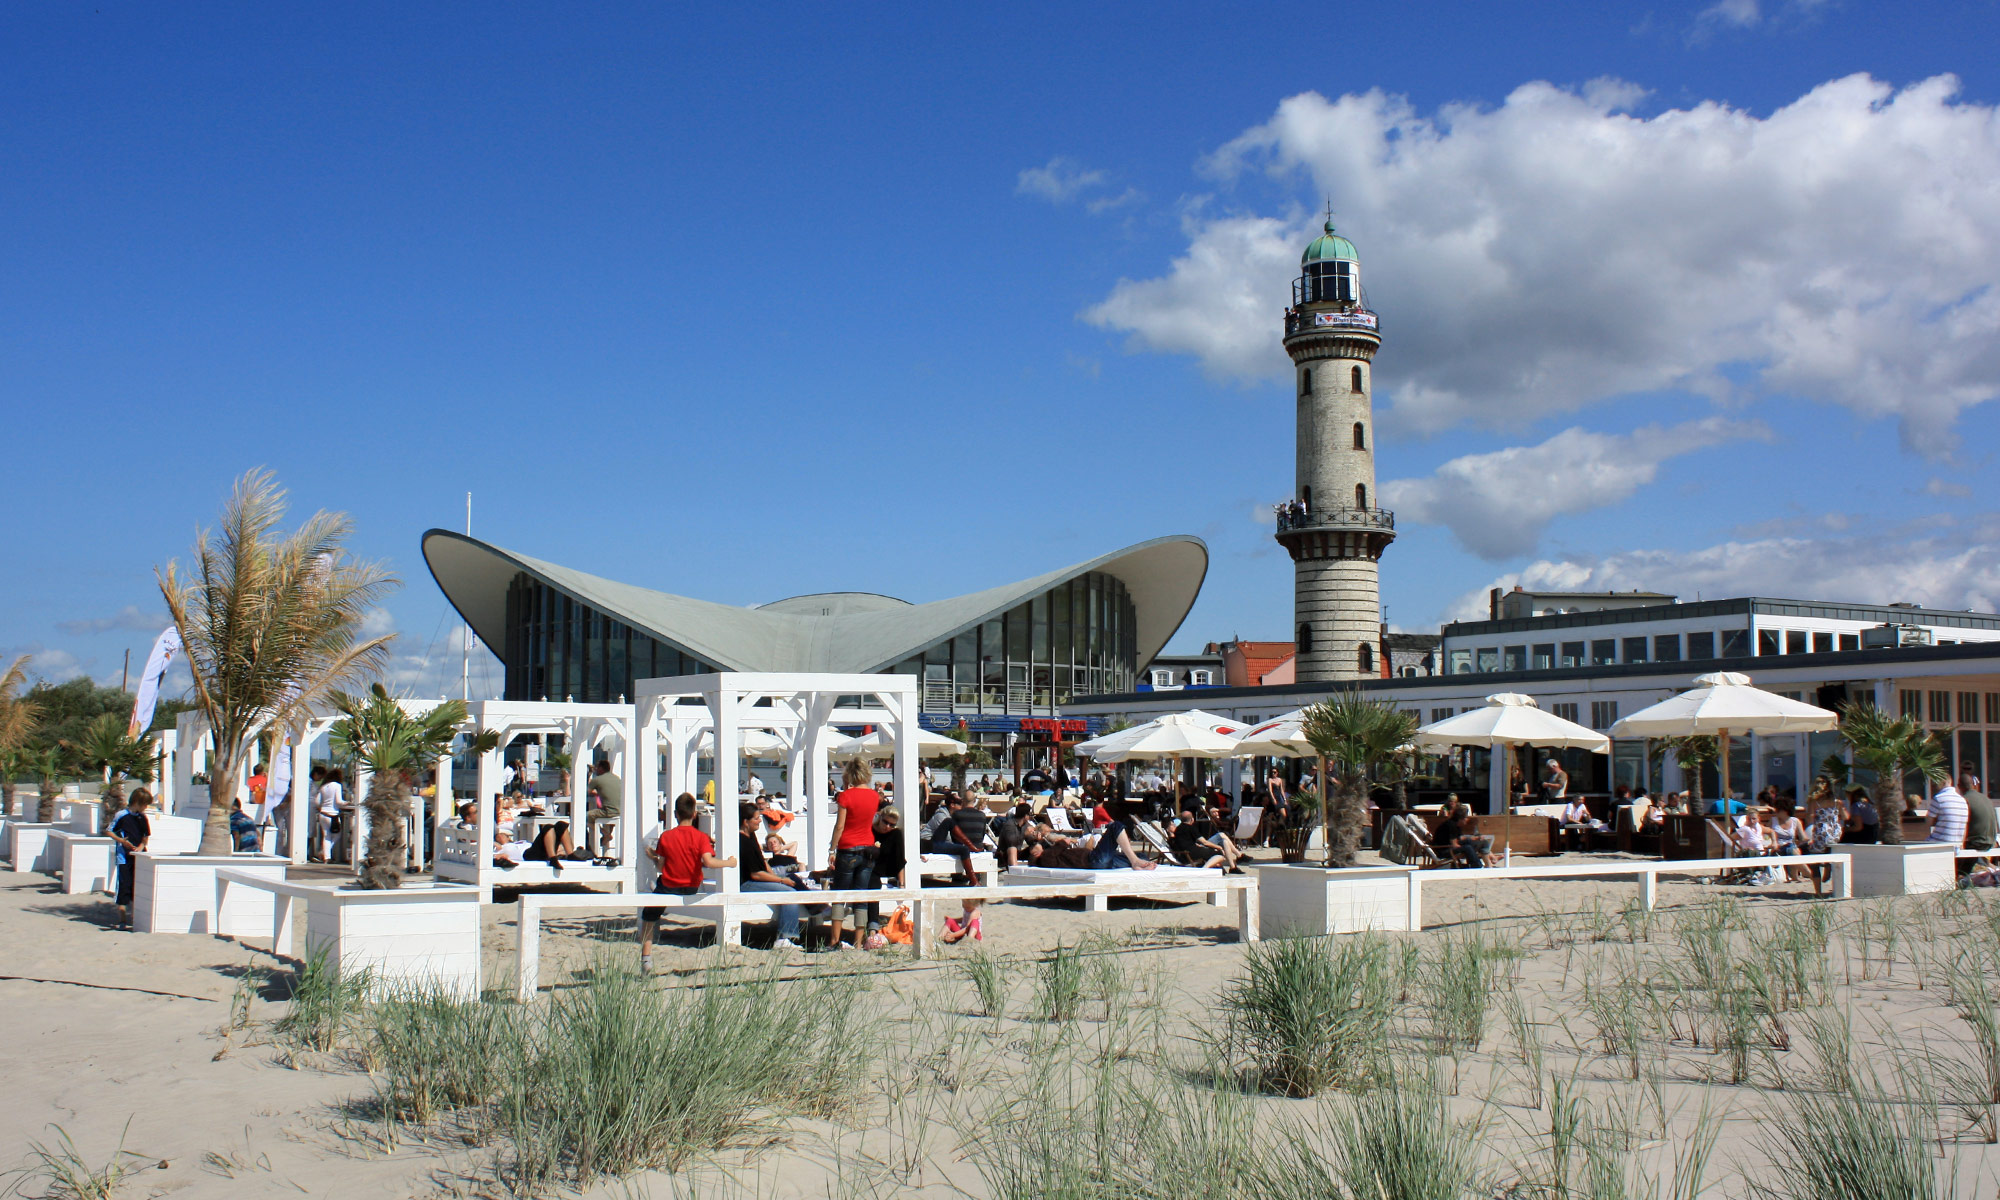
[1838,701,1949,845]
[0,655,38,816]
[1301,691,1419,868]
[74,713,161,834]
[1650,735,1719,810]
[330,686,468,889]
[156,470,398,854]
[31,745,63,823]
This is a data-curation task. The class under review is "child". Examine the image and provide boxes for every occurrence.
[109,789,154,930]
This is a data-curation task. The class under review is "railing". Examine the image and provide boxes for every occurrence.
[1274,506,1396,533]
[1285,303,1380,335]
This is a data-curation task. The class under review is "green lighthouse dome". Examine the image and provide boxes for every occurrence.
[1301,217,1357,264]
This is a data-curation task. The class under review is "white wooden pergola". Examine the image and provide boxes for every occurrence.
[430,700,639,902]
[635,672,919,913]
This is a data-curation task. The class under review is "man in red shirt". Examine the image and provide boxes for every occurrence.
[638,792,735,974]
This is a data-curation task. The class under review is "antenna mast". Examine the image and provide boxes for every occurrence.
[462,492,473,701]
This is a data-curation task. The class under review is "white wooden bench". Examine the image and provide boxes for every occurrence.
[432,822,635,901]
[1405,852,1854,916]
[514,874,1262,1001]
[1004,863,1231,909]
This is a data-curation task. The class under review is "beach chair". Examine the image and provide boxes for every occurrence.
[1232,806,1263,842]
[1048,808,1078,834]
[1379,812,1440,867]
[1134,820,1175,862]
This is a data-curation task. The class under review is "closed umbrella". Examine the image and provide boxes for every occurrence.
[1412,693,1610,814]
[1610,671,1838,802]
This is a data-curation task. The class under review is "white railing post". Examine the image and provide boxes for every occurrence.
[517,895,542,1003]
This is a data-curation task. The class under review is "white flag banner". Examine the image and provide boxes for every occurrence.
[262,733,292,825]
[128,626,183,736]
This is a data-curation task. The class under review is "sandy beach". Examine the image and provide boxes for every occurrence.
[7,851,2000,1198]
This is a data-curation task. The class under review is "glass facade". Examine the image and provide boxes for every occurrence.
[504,573,719,703]
[889,571,1139,712]
[500,570,1139,711]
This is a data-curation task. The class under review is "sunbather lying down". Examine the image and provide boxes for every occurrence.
[494,820,599,871]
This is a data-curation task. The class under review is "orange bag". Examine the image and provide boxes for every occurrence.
[882,904,913,944]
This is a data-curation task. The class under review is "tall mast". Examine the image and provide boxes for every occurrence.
[462,492,473,701]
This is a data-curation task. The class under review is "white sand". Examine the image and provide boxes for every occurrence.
[6,851,2000,1198]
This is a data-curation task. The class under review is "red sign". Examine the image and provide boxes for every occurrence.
[1018,718,1087,734]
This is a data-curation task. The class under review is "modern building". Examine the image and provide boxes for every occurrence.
[421,530,1207,744]
[1067,638,2000,813]
[1439,593,2000,677]
[1277,216,1395,681]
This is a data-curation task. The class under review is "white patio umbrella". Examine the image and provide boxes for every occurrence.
[1412,693,1610,814]
[827,725,968,761]
[703,727,788,759]
[1230,710,1314,758]
[1610,671,1839,802]
[1075,710,1245,759]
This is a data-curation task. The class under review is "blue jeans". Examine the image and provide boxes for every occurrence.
[740,879,802,939]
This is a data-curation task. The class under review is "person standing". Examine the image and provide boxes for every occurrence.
[638,793,735,975]
[824,759,881,952]
[734,802,805,950]
[109,789,153,930]
[1959,769,1995,852]
[588,757,623,857]
[315,768,345,863]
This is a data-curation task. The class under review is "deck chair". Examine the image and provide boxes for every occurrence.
[1134,820,1175,861]
[1048,808,1078,833]
[1379,812,1439,867]
[1232,806,1264,842]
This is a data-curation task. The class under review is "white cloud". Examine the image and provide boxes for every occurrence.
[53,605,170,637]
[1382,417,1770,559]
[1,643,89,684]
[1016,157,1110,204]
[1084,75,2000,456]
[1927,477,1974,499]
[1085,187,1144,214]
[1436,513,2000,623]
[1697,0,1761,28]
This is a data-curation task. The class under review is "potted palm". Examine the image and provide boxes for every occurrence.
[1254,692,1424,937]
[1838,701,1955,895]
[1649,735,1718,812]
[329,685,466,890]
[77,713,160,835]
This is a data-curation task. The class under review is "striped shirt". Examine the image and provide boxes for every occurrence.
[1927,787,1969,846]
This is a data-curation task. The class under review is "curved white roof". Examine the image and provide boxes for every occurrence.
[420,531,1208,675]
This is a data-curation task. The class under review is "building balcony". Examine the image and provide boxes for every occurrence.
[1275,505,1396,534]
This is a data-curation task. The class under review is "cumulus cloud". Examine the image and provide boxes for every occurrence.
[1382,417,1771,559]
[1696,0,1762,28]
[1437,513,2000,623]
[1085,74,2000,456]
[54,605,171,637]
[1017,157,1110,204]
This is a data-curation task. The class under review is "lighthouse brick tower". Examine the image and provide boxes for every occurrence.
[1276,216,1393,681]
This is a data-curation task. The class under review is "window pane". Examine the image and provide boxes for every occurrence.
[1560,641,1584,668]
[1504,646,1526,671]
[1722,629,1751,658]
[1532,643,1555,670]
[1839,633,1860,651]
[1591,639,1617,666]
[1785,630,1807,654]
[1623,637,1648,664]
[1654,635,1682,662]
[1688,631,1715,660]
[1812,632,1833,653]
[1476,647,1499,673]
[1757,629,1780,656]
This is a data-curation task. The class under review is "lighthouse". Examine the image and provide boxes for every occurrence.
[1276,216,1393,681]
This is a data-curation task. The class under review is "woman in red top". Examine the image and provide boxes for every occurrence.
[825,759,881,950]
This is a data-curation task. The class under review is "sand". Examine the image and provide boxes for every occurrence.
[5,851,2000,1198]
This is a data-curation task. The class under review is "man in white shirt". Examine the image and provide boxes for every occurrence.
[1927,782,1969,846]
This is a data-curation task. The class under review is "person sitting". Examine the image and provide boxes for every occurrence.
[922,794,977,882]
[1961,770,1996,855]
[229,799,261,853]
[1170,807,1241,872]
[1927,777,1970,846]
[1558,796,1594,852]
[734,802,806,950]
[763,832,800,871]
[1086,801,1159,871]
[1840,786,1880,844]
[1733,812,1772,858]
[990,807,1029,870]
[1453,815,1497,868]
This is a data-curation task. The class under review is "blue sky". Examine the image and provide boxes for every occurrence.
[4,2,1998,696]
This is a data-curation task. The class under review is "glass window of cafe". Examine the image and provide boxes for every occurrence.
[895,572,1140,711]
